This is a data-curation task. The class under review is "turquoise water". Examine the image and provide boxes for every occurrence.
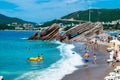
[0,31,84,80]
[0,31,62,80]
[106,32,120,36]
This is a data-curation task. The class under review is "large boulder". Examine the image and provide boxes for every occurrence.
[28,24,60,40]
[28,32,39,40]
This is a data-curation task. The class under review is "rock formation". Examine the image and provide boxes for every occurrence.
[28,24,60,40]
[62,22,103,42]
[28,32,39,40]
[28,22,103,42]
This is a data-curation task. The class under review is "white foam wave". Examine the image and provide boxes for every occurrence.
[15,42,84,80]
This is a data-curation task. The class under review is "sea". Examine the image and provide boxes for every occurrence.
[106,31,120,36]
[0,30,84,80]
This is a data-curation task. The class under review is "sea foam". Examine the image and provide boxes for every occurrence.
[15,41,84,80]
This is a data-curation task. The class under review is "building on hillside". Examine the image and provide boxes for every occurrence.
[7,24,11,26]
[15,26,23,30]
[12,22,18,27]
[23,23,34,30]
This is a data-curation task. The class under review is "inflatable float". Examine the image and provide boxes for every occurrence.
[28,56,43,61]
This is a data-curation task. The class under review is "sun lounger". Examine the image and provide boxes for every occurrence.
[106,59,113,63]
[105,66,120,80]
[104,76,116,80]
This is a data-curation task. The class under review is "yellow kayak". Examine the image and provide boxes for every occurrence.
[28,56,43,61]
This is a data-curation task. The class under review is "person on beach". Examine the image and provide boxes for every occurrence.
[84,47,88,53]
[90,41,95,55]
[108,36,113,43]
[90,41,97,64]
[86,37,91,45]
[93,54,97,64]
[119,45,120,51]
[112,50,118,67]
[95,39,98,49]
[84,51,89,66]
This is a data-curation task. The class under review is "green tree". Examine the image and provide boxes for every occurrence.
[0,24,14,30]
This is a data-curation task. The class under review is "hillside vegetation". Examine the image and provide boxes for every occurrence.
[40,9,120,27]
[62,9,120,22]
[0,14,36,24]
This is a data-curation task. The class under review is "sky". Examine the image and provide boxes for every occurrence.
[0,0,120,23]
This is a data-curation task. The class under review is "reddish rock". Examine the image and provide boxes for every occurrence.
[28,22,103,42]
[28,24,60,40]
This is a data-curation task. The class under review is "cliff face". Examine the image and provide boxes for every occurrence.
[28,22,103,42]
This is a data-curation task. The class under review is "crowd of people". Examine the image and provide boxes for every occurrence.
[83,34,120,67]
[107,35,120,67]
[83,38,97,66]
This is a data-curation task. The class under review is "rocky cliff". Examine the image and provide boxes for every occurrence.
[28,24,60,40]
[28,22,103,42]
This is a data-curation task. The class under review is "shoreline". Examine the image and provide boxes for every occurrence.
[62,42,113,80]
